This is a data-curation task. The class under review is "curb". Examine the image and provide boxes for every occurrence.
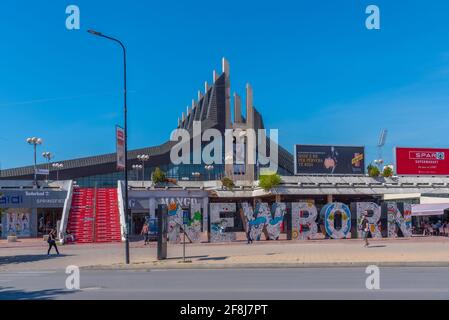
[82,261,449,271]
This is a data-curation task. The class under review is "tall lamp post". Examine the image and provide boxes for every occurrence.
[42,152,53,182]
[26,137,43,187]
[132,164,143,181]
[192,172,201,181]
[137,154,149,187]
[205,165,214,180]
[52,163,64,181]
[88,29,131,264]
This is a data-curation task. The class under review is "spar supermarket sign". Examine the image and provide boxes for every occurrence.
[395,147,449,175]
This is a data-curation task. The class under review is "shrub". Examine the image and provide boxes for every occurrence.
[382,166,394,177]
[221,176,235,190]
[259,172,282,191]
[367,164,380,177]
[152,167,167,184]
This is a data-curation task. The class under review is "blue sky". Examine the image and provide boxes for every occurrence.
[1,1,449,170]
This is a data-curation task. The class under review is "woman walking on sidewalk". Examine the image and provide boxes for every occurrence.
[47,229,60,255]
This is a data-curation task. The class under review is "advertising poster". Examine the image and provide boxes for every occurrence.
[6,209,31,237]
[396,147,449,175]
[294,145,365,175]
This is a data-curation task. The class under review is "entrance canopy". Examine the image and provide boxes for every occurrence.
[412,203,449,217]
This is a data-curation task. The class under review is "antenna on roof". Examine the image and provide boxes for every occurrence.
[374,129,388,169]
[378,129,388,147]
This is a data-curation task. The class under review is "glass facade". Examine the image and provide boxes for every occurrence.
[75,164,227,187]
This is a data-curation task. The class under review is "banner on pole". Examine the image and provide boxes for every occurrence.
[116,126,125,171]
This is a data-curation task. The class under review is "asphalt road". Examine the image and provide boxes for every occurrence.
[1,267,449,300]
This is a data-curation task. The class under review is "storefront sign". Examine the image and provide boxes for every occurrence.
[395,147,449,175]
[0,190,67,208]
[294,145,365,175]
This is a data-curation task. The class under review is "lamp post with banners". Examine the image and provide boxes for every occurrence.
[88,29,131,264]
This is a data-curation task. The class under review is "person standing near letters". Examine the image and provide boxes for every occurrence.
[359,214,371,247]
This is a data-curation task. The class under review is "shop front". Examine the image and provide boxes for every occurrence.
[0,190,67,239]
[128,189,209,237]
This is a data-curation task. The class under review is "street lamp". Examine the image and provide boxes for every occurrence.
[26,137,43,186]
[52,163,64,181]
[374,159,384,169]
[192,172,201,181]
[42,152,53,182]
[205,165,214,181]
[132,164,143,181]
[88,29,131,264]
[137,154,150,187]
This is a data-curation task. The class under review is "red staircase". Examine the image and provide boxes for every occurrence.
[94,188,122,243]
[67,188,95,244]
[67,187,121,244]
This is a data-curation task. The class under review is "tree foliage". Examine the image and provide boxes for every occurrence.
[152,167,167,184]
[367,164,380,177]
[221,176,235,190]
[382,166,394,177]
[259,172,282,191]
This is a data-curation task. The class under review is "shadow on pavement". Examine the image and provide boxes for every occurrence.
[197,256,228,261]
[0,254,72,266]
[0,286,74,300]
[167,255,209,260]
[367,245,387,248]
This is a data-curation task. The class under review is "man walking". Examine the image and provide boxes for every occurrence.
[359,213,370,247]
[141,223,150,245]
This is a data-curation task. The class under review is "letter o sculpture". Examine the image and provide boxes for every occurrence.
[321,202,352,239]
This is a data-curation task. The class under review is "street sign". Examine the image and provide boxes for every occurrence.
[35,169,49,175]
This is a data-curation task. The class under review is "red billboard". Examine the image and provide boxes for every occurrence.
[395,147,449,175]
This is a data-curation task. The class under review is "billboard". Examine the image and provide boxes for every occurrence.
[294,145,365,175]
[395,147,449,175]
[116,126,125,171]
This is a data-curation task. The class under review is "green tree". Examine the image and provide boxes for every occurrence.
[258,172,282,191]
[367,164,380,177]
[382,166,394,177]
[221,176,235,190]
[152,167,167,184]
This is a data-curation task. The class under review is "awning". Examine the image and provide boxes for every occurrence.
[411,203,449,217]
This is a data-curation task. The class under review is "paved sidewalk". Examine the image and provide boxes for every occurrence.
[1,237,449,271]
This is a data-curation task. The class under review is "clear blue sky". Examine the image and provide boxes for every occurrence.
[1,0,449,170]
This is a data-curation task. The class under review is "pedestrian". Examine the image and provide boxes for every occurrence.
[141,223,150,245]
[47,229,60,255]
[359,214,370,247]
[247,221,253,244]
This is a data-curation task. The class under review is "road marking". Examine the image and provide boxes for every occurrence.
[80,287,103,291]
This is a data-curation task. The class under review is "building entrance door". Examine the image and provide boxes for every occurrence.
[132,212,148,236]
[38,208,63,236]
